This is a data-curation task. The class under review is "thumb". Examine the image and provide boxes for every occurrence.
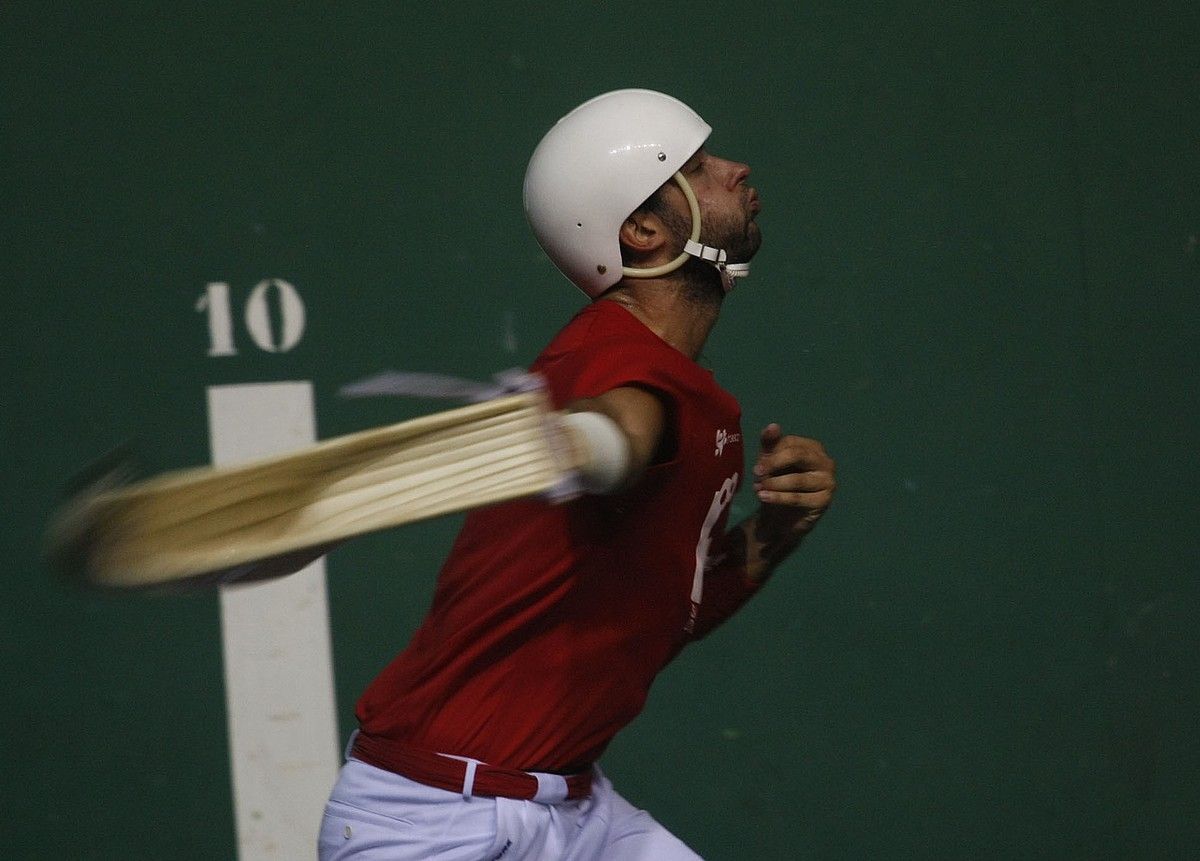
[755,423,782,476]
[759,423,782,453]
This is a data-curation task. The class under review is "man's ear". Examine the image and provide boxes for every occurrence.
[619,210,668,256]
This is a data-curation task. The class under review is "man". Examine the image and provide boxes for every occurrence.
[319,89,836,860]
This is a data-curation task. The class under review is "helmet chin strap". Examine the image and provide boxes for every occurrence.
[621,172,750,293]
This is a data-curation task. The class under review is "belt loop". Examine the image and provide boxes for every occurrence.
[343,729,360,762]
[436,752,483,801]
[461,759,478,801]
[531,771,569,804]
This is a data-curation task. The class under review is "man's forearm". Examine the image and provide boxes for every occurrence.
[737,512,807,587]
[687,513,804,640]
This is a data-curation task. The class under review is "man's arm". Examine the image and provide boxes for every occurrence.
[741,422,837,583]
[561,395,836,562]
[559,395,836,624]
[689,423,836,639]
[561,386,666,493]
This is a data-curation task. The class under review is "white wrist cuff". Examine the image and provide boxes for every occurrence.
[562,411,631,494]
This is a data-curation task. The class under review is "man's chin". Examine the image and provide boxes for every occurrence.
[729,233,762,265]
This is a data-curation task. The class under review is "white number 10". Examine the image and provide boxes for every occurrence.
[196,279,306,357]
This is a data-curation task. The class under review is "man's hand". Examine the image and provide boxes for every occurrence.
[681,423,837,629]
[752,423,836,540]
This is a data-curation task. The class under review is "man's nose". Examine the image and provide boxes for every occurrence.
[726,161,751,190]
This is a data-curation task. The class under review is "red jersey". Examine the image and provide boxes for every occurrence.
[356,301,762,771]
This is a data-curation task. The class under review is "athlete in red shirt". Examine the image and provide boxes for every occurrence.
[358,300,751,772]
[320,89,836,861]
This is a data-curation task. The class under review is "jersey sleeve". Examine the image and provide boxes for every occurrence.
[534,333,686,407]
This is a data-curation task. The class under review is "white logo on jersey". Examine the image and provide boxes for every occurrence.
[714,429,741,456]
[686,471,739,633]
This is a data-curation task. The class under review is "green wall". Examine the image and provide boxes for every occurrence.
[3,2,1197,858]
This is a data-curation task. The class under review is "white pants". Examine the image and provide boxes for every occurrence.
[318,757,702,860]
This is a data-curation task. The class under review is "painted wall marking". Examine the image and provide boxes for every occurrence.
[208,381,340,860]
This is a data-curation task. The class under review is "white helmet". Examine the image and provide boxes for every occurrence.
[523,88,750,298]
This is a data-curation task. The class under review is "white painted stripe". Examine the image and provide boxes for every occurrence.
[208,381,340,860]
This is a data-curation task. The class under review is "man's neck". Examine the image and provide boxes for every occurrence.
[599,277,723,361]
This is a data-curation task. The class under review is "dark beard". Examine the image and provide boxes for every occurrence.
[653,194,761,264]
[677,258,726,307]
[632,188,760,304]
[701,207,762,265]
[658,204,760,305]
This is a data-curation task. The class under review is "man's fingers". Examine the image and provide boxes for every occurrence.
[753,470,834,494]
[751,430,836,532]
[755,436,834,477]
[754,488,834,507]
